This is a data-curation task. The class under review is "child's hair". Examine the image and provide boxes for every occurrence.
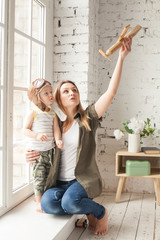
[54,80,91,131]
[28,78,52,111]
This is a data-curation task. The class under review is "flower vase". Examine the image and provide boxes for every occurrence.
[128,133,140,153]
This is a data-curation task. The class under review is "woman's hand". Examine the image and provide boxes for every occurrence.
[119,36,132,60]
[25,149,39,163]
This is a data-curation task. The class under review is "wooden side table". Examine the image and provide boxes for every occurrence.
[115,149,160,205]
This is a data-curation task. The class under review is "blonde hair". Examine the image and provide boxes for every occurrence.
[27,79,51,111]
[54,80,91,131]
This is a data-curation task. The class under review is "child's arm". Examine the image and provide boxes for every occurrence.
[53,115,63,149]
[24,110,48,142]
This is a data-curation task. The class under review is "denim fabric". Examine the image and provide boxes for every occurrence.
[41,179,105,220]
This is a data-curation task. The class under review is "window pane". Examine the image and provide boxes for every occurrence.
[0,27,4,86]
[32,42,45,80]
[0,90,3,147]
[0,0,4,23]
[13,145,27,190]
[0,91,3,206]
[13,90,28,190]
[30,165,33,182]
[15,0,31,35]
[32,0,45,42]
[0,150,2,207]
[14,33,30,87]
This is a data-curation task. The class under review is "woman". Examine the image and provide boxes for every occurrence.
[26,37,132,236]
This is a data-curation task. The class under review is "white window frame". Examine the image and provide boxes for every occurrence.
[0,0,53,217]
[0,0,8,216]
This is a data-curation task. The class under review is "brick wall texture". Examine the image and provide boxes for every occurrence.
[53,0,160,193]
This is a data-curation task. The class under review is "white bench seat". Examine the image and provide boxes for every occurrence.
[0,196,77,240]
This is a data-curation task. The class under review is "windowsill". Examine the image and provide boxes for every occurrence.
[0,196,77,240]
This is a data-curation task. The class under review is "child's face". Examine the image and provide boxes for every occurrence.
[39,85,53,107]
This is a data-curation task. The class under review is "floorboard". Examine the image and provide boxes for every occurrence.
[136,194,155,240]
[155,201,160,240]
[67,192,160,240]
[117,193,143,240]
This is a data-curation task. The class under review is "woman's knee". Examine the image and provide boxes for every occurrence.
[61,193,81,214]
[61,181,88,214]
[41,188,65,215]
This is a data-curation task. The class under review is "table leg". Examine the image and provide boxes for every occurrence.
[115,176,127,203]
[122,177,126,193]
[154,178,160,205]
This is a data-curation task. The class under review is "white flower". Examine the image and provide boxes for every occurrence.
[128,117,144,134]
[113,117,156,141]
[114,129,124,140]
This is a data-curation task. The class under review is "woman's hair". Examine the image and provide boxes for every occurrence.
[54,80,91,131]
[27,79,51,111]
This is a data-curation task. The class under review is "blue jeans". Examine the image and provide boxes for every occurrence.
[41,179,105,220]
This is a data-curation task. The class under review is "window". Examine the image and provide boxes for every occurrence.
[0,0,5,210]
[0,0,53,216]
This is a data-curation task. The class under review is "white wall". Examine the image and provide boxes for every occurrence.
[53,0,160,193]
[97,0,160,193]
[53,0,90,108]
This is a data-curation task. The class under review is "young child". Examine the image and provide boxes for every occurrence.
[24,78,63,212]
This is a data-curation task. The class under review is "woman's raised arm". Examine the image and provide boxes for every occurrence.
[95,37,132,118]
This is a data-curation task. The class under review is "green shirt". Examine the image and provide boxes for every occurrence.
[45,104,102,198]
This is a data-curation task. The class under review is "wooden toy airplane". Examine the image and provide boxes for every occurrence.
[99,24,142,61]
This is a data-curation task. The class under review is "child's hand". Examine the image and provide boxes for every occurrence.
[36,133,48,142]
[56,140,63,149]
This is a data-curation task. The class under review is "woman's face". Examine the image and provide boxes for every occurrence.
[60,82,80,110]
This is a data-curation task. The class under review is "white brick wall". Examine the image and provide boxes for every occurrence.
[53,0,160,193]
[53,0,90,107]
[97,0,160,193]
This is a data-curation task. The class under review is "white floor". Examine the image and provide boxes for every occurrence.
[67,192,160,240]
[1,192,160,240]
